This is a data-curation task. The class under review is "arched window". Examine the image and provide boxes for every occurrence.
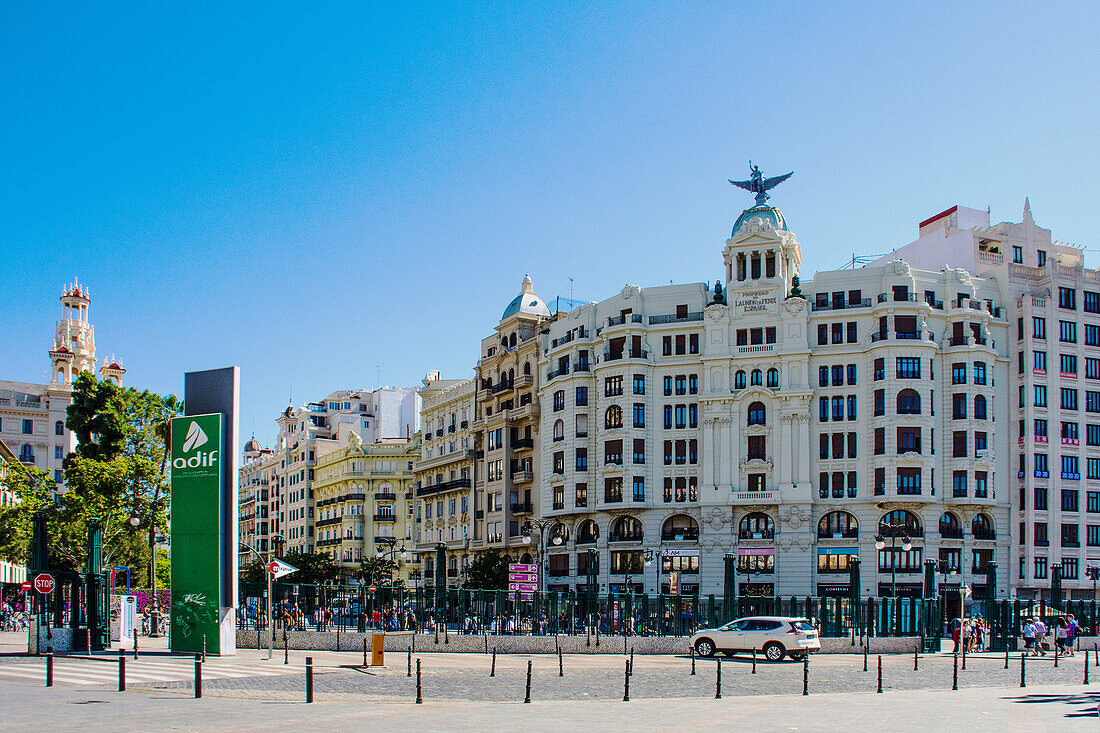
[897,389,921,415]
[750,369,762,386]
[553,419,564,441]
[610,516,643,542]
[661,514,699,541]
[734,371,746,390]
[747,401,766,426]
[509,333,517,347]
[974,395,987,420]
[523,361,531,375]
[972,513,995,539]
[739,512,774,539]
[576,520,599,544]
[54,420,64,436]
[549,522,569,547]
[605,405,623,429]
[818,511,858,539]
[766,368,780,388]
[879,510,923,538]
[939,512,962,539]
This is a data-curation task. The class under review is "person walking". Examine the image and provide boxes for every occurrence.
[1033,617,1048,656]
[1055,618,1069,656]
[1022,617,1037,656]
[1067,614,1078,656]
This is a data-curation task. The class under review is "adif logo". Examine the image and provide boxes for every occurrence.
[174,420,218,470]
[182,421,208,452]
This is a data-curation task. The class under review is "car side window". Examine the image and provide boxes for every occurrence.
[741,620,761,630]
[762,621,783,630]
[723,620,746,631]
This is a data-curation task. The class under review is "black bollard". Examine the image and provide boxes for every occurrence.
[952,652,958,690]
[1005,648,1009,669]
[877,655,882,694]
[752,647,757,674]
[284,628,288,665]
[490,648,496,677]
[587,618,591,648]
[407,647,412,677]
[1055,639,1059,668]
[194,655,203,698]
[1020,652,1026,689]
[559,647,564,677]
[715,658,722,699]
[623,659,630,702]
[961,641,966,671]
[363,638,368,667]
[630,648,634,676]
[305,657,313,703]
[690,645,696,675]
[596,622,600,648]
[45,652,53,687]
[914,645,918,671]
[1086,649,1091,685]
[118,653,126,692]
[624,636,627,655]
[524,660,532,704]
[416,658,422,704]
[133,629,138,660]
[863,643,868,672]
[802,656,809,696]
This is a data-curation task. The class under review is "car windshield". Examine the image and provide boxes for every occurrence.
[791,620,815,631]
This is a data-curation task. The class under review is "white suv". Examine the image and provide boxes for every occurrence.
[691,616,821,661]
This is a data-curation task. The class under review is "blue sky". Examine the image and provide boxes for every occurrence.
[3,2,1098,447]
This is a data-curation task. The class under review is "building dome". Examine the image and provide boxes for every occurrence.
[501,274,552,320]
[244,436,263,453]
[732,204,788,236]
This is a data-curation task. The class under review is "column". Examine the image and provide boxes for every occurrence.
[779,414,793,487]
[702,418,715,490]
[718,418,732,489]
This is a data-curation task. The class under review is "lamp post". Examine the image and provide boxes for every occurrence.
[874,526,913,599]
[1087,566,1100,602]
[521,518,559,594]
[643,547,666,595]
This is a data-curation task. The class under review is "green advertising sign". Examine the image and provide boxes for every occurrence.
[170,412,223,655]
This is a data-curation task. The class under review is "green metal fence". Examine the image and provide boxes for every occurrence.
[985,598,1100,652]
[238,582,940,646]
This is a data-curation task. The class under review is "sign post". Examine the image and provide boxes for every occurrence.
[266,560,298,660]
[508,564,537,600]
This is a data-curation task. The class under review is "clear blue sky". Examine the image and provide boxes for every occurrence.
[3,2,1098,448]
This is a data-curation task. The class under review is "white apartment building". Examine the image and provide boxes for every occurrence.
[880,202,1100,600]
[238,386,421,561]
[533,196,1011,612]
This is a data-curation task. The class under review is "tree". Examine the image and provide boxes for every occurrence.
[355,557,397,586]
[465,550,510,590]
[1,374,178,577]
[279,549,340,586]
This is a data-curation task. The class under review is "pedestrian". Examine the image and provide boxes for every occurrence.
[1022,617,1037,656]
[1056,617,1069,655]
[1067,614,1078,655]
[951,619,961,654]
[1033,617,1048,656]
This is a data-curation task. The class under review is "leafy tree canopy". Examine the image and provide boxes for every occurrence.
[464,550,510,590]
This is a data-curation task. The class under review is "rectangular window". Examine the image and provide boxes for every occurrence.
[1089,526,1100,546]
[632,439,645,465]
[1062,388,1079,411]
[1089,492,1100,513]
[1061,320,1078,343]
[633,374,645,394]
[1013,245,1023,263]
[897,467,921,494]
[1086,291,1100,314]
[846,322,858,343]
[952,363,967,384]
[896,357,921,379]
[1088,324,1100,347]
[1035,385,1047,407]
[1033,317,1046,339]
[605,376,623,397]
[1062,489,1080,512]
[874,427,885,455]
[632,476,644,502]
[1060,287,1077,310]
[576,386,588,406]
[873,358,884,381]
[575,448,587,472]
[1088,391,1100,413]
[632,403,645,428]
[575,483,587,507]
[1087,358,1100,380]
[604,477,623,503]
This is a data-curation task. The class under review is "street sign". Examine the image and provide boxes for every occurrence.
[34,573,55,595]
[367,585,377,593]
[20,581,31,592]
[267,559,299,579]
[510,572,538,584]
[509,563,537,573]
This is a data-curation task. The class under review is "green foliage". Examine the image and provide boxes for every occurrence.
[464,549,510,590]
[279,549,340,586]
[241,559,267,586]
[355,557,397,585]
[1,373,180,574]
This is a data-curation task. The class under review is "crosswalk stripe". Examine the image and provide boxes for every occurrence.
[0,667,107,685]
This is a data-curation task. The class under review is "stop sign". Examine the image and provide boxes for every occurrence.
[34,573,55,595]
[20,581,31,592]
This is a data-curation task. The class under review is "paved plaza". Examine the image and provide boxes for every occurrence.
[1,632,1098,730]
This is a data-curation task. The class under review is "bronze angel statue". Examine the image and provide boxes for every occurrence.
[729,162,793,206]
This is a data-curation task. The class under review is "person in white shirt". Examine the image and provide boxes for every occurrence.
[1033,618,1048,656]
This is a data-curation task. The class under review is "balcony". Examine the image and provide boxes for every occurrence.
[373,513,396,522]
[574,361,591,372]
[661,528,700,541]
[649,311,704,324]
[810,298,873,312]
[738,528,775,540]
[375,491,397,501]
[547,366,569,381]
[491,380,515,395]
[374,536,397,544]
[512,470,534,484]
[416,477,472,498]
[512,438,534,450]
[731,489,780,504]
[510,501,533,514]
[973,529,996,541]
[607,313,644,327]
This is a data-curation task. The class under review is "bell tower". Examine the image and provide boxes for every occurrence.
[49,278,98,388]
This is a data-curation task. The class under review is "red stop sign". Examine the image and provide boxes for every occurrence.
[20,581,31,591]
[34,573,55,595]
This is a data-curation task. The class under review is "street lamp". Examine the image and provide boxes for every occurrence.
[643,547,667,595]
[874,527,912,599]
[1087,566,1100,601]
[521,518,556,594]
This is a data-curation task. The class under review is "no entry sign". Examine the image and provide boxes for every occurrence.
[33,573,55,595]
[20,581,31,592]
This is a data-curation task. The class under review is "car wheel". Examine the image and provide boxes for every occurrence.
[762,641,785,662]
[695,638,716,657]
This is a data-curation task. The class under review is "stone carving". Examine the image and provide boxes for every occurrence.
[705,303,730,321]
[620,284,642,300]
[777,505,810,528]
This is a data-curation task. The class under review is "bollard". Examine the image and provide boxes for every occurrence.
[202,634,207,663]
[490,648,496,677]
[877,655,882,694]
[1095,644,1098,666]
[863,643,868,672]
[46,652,53,687]
[715,658,722,699]
[961,641,966,671]
[596,622,600,648]
[523,660,532,704]
[86,628,92,655]
[559,647,564,677]
[445,623,449,646]
[624,636,627,655]
[407,647,412,677]
[415,658,422,704]
[119,654,126,692]
[1055,639,1059,668]
[752,647,757,674]
[485,635,488,654]
[914,645,918,671]
[587,620,591,648]
[629,648,634,676]
[803,656,809,696]
[623,659,630,702]
[305,656,313,703]
[133,629,139,660]
[336,627,340,653]
[1086,649,1091,685]
[952,652,958,691]
[1005,648,1009,669]
[1020,652,1026,688]
[690,645,696,675]
[194,655,203,698]
[284,628,288,665]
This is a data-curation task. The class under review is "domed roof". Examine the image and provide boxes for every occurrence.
[244,436,263,453]
[732,205,788,236]
[501,274,551,320]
